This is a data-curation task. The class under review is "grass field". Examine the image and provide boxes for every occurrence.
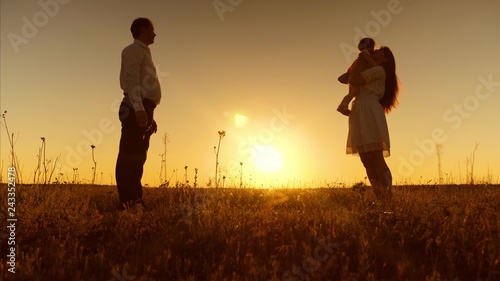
[1,183,499,281]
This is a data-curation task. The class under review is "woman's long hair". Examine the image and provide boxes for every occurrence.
[378,46,400,113]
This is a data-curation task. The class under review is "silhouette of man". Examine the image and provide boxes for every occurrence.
[116,18,161,209]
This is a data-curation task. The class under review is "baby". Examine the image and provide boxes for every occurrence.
[337,38,376,116]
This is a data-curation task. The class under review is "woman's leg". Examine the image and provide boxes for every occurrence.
[359,152,382,199]
[370,151,393,201]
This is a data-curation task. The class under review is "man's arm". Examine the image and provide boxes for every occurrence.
[122,46,145,112]
[122,46,148,127]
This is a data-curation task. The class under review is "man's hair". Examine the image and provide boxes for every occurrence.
[130,18,152,39]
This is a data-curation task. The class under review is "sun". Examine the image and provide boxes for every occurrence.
[254,145,283,172]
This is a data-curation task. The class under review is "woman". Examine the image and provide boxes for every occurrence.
[346,46,399,201]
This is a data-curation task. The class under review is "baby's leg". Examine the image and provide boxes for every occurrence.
[337,86,359,116]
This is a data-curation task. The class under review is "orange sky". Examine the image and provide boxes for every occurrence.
[1,0,500,186]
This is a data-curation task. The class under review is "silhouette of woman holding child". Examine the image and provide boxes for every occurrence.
[340,41,400,202]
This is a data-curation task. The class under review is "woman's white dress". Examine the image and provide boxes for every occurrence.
[346,65,391,157]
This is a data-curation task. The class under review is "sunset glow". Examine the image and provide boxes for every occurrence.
[253,145,283,172]
[1,0,499,187]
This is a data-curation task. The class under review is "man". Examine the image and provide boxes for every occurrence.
[116,18,161,210]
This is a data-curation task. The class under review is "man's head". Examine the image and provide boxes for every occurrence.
[130,18,156,45]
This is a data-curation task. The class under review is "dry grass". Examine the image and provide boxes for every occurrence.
[1,184,499,280]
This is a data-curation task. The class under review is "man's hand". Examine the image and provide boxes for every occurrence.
[148,120,157,134]
[135,110,148,127]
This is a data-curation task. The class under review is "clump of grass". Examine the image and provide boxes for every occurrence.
[90,145,97,185]
[33,137,60,185]
[351,181,369,201]
[214,130,226,189]
[466,142,479,185]
[1,111,23,182]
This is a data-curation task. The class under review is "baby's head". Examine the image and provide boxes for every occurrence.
[358,38,375,53]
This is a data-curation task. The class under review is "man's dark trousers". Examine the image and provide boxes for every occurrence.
[116,96,157,206]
